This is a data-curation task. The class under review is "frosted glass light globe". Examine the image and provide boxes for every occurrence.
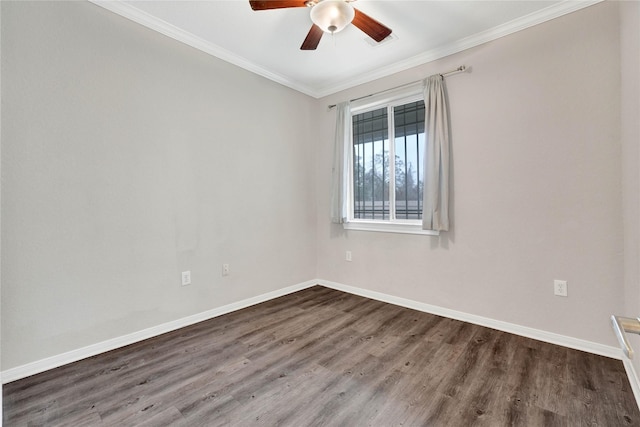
[310,0,355,34]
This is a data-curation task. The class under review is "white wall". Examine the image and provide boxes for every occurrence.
[621,0,640,374]
[1,1,317,370]
[1,0,3,417]
[315,1,624,347]
[2,0,637,375]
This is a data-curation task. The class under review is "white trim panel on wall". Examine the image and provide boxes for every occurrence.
[623,359,640,411]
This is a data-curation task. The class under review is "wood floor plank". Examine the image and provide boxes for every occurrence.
[4,285,639,426]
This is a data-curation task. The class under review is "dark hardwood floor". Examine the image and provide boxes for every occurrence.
[4,285,639,426]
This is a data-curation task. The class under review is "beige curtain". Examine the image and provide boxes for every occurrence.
[422,75,450,231]
[330,102,350,224]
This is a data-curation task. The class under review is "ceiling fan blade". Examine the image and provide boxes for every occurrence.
[352,8,392,43]
[301,24,323,50]
[249,1,308,11]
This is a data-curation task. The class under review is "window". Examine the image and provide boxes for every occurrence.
[344,90,437,235]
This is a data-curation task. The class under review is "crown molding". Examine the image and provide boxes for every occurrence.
[88,0,318,97]
[315,0,604,97]
[90,0,602,99]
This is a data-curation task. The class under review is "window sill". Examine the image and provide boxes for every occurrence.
[343,220,440,236]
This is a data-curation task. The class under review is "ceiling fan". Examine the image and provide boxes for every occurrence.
[249,0,392,50]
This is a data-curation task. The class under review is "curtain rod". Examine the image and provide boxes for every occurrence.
[328,65,467,109]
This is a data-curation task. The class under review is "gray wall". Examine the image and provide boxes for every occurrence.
[1,1,317,369]
[2,0,639,373]
[316,1,626,347]
[621,0,640,374]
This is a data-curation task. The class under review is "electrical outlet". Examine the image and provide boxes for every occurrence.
[222,263,230,276]
[181,271,191,286]
[346,251,352,262]
[554,280,568,297]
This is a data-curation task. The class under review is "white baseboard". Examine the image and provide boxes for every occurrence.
[2,278,630,396]
[317,279,624,360]
[623,359,640,409]
[1,280,318,384]
[316,281,640,407]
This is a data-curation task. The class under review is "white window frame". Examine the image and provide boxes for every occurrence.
[343,84,438,236]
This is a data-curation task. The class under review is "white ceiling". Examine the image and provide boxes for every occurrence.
[92,0,600,98]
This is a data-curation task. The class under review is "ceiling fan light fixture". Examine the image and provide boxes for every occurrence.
[310,0,355,34]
